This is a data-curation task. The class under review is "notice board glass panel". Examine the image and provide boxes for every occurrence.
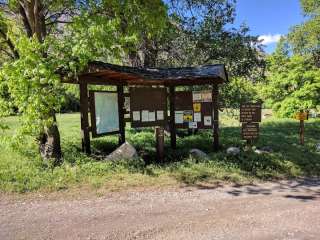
[94,92,119,134]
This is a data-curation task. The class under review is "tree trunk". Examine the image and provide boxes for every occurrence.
[39,113,62,166]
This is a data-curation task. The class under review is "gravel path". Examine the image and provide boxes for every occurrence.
[1,178,320,240]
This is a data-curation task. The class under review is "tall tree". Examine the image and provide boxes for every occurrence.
[0,0,169,164]
[288,0,320,67]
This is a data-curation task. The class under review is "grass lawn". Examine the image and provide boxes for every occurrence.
[0,112,320,193]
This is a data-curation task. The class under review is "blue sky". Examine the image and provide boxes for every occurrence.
[235,0,306,53]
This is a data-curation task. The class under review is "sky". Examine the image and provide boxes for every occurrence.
[235,0,306,53]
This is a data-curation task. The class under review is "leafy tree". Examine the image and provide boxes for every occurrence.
[260,39,320,117]
[0,0,169,164]
[288,0,320,67]
[124,0,265,80]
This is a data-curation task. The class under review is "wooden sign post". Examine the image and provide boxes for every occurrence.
[155,127,165,162]
[295,110,308,145]
[240,103,262,147]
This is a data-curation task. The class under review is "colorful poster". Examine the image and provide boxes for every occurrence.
[175,111,184,124]
[204,116,212,126]
[194,112,202,122]
[132,111,140,121]
[183,110,193,122]
[157,110,164,120]
[193,103,201,112]
[141,110,149,122]
[188,122,197,129]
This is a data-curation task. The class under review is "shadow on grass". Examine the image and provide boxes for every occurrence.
[72,119,320,189]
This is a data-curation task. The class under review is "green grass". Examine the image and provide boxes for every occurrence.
[0,112,320,193]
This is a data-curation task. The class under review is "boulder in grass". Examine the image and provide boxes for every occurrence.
[189,149,209,160]
[105,142,138,161]
[226,147,240,156]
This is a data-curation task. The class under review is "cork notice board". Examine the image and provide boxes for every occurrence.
[130,87,167,128]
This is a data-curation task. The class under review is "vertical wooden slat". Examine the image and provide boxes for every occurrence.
[79,78,91,154]
[89,91,97,138]
[118,85,126,145]
[169,86,176,149]
[212,84,219,151]
[155,127,165,162]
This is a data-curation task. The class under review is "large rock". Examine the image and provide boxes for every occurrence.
[189,149,209,159]
[226,147,240,156]
[105,142,138,161]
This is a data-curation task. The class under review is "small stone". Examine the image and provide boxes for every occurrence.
[226,147,240,156]
[189,149,209,159]
[316,143,320,152]
[254,149,264,155]
[104,142,138,161]
[260,146,273,153]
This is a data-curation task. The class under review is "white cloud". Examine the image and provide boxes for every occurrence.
[258,34,282,45]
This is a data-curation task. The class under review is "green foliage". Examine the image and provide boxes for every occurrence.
[260,39,320,117]
[0,36,65,135]
[221,77,260,109]
[1,113,320,193]
[288,0,320,66]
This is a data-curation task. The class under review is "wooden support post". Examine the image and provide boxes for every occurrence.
[300,119,305,145]
[155,127,165,162]
[169,86,176,149]
[212,84,220,151]
[79,79,91,154]
[117,85,126,145]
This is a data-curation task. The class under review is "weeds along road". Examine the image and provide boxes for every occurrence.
[1,178,320,240]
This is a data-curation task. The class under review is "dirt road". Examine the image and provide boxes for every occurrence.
[1,178,320,240]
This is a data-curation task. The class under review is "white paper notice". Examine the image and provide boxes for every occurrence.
[175,111,184,124]
[192,91,202,102]
[194,112,202,122]
[188,122,197,129]
[157,110,164,120]
[141,110,149,122]
[204,116,212,126]
[148,111,156,122]
[132,111,140,121]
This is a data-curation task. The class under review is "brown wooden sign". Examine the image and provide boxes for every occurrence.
[174,91,213,129]
[240,103,262,123]
[242,122,259,140]
[130,87,167,128]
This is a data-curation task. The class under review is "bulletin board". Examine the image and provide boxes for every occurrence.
[130,87,167,128]
[174,91,213,129]
[89,91,120,138]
